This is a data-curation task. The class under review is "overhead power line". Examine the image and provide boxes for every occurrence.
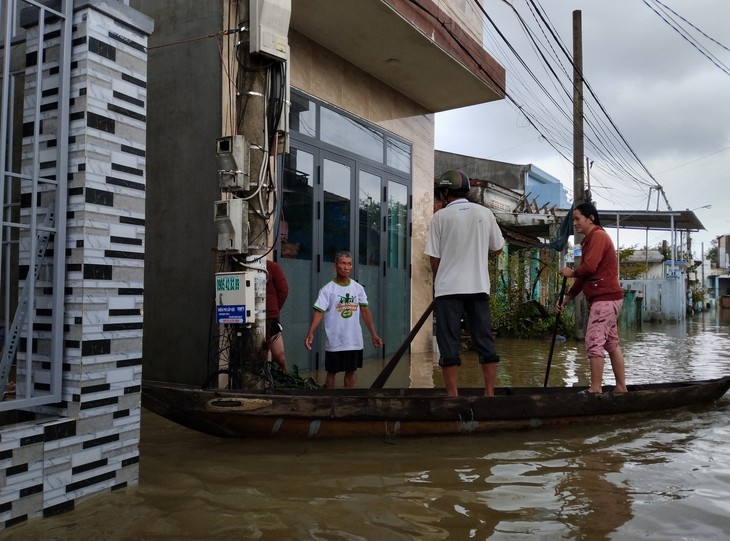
[425,0,725,213]
[644,0,730,76]
[475,0,662,208]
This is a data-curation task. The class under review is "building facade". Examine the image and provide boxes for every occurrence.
[2,0,506,529]
[133,0,506,383]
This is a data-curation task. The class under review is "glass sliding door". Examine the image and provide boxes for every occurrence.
[279,146,316,372]
[297,155,353,368]
[283,92,414,373]
[321,157,352,265]
[357,170,382,360]
[385,180,409,356]
[279,145,411,372]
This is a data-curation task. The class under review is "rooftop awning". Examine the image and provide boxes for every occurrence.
[598,210,705,232]
[290,0,505,112]
[492,208,706,250]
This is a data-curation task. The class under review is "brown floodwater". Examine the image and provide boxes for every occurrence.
[6,310,730,540]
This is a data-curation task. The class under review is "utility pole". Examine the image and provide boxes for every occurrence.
[237,3,269,385]
[214,1,290,388]
[645,187,653,278]
[572,10,586,339]
[701,241,706,307]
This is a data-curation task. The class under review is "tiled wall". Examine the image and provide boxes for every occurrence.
[1,1,153,529]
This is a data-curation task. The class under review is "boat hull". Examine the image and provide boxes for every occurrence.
[141,377,730,439]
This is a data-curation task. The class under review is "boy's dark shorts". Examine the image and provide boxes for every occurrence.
[325,349,363,373]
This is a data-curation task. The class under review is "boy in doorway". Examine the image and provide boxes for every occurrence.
[304,251,383,387]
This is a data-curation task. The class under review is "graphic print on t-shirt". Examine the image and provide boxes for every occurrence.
[337,293,358,319]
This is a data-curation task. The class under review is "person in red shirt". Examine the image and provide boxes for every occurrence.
[556,202,628,394]
[265,260,289,374]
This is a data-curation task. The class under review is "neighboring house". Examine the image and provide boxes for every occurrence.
[436,150,571,211]
[710,234,730,301]
[620,252,696,322]
[434,150,569,250]
[716,234,730,275]
[525,164,571,210]
[622,249,665,279]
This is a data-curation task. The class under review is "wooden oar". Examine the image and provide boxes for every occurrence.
[370,299,435,389]
[544,276,568,388]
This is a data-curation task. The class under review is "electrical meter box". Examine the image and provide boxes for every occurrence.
[215,271,256,324]
[216,135,250,191]
[249,0,291,61]
[214,198,248,253]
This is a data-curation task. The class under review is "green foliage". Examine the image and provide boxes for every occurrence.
[619,246,637,260]
[707,245,718,265]
[690,283,705,304]
[618,245,648,279]
[489,249,575,339]
[266,363,322,389]
[490,292,575,339]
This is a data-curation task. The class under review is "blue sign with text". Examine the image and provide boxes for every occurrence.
[216,304,247,324]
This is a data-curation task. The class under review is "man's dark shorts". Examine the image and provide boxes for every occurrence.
[266,318,283,339]
[435,294,499,368]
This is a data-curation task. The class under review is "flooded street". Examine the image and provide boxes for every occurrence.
[7,310,730,540]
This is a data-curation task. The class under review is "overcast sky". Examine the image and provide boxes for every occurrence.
[435,0,729,257]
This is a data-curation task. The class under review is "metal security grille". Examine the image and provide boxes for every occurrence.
[0,0,71,411]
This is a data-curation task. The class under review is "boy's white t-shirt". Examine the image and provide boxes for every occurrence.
[313,279,368,352]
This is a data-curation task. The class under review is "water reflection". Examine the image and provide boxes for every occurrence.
[555,439,633,540]
[4,311,730,540]
[399,307,730,391]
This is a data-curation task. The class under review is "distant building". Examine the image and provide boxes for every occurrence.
[622,249,665,279]
[525,164,571,210]
[435,150,570,210]
[710,234,730,299]
[717,234,730,274]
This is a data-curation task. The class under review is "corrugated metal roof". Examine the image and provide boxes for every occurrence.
[598,210,705,232]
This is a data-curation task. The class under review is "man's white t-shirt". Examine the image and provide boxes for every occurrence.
[313,279,368,351]
[424,199,504,297]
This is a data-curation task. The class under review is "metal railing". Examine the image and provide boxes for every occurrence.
[0,0,71,410]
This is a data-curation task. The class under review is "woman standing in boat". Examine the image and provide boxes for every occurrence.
[556,202,628,394]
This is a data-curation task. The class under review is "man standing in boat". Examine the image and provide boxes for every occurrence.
[304,251,383,387]
[556,202,628,394]
[425,170,505,397]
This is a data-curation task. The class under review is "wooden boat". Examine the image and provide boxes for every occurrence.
[141,376,730,439]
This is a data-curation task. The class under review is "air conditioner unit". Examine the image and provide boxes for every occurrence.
[214,199,248,253]
[216,135,250,191]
